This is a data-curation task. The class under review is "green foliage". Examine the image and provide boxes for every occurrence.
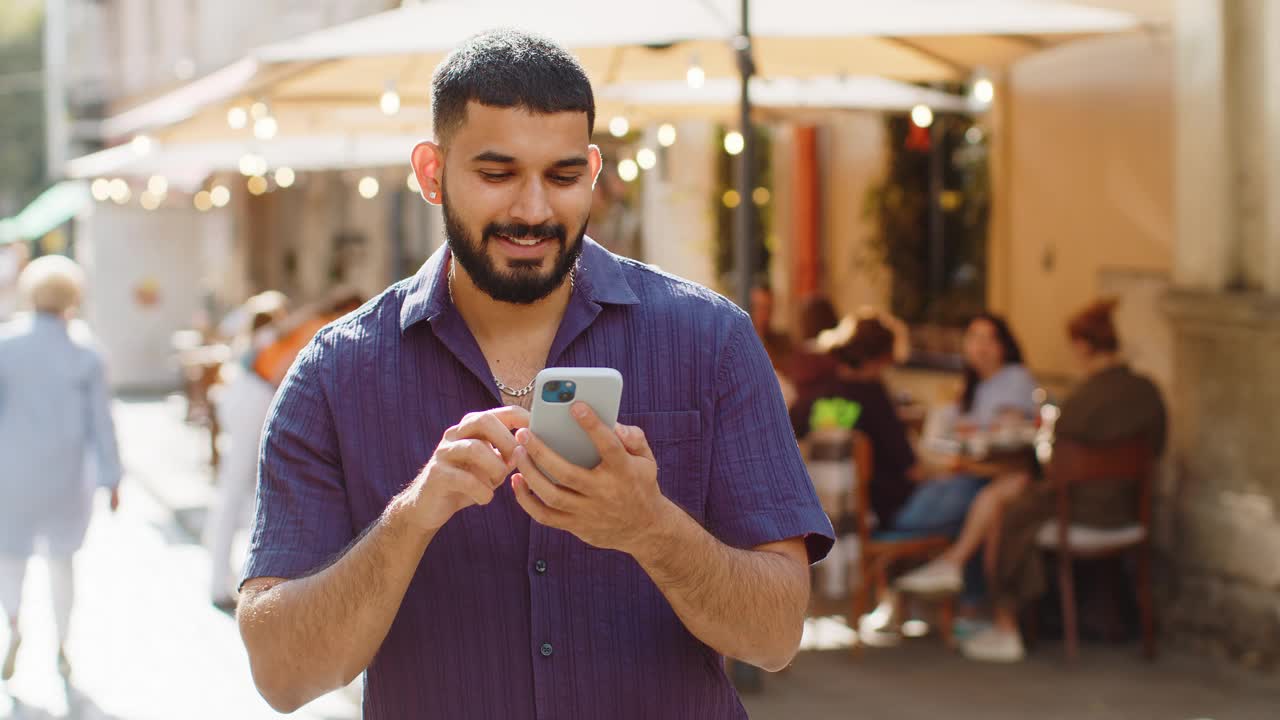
[0,0,46,215]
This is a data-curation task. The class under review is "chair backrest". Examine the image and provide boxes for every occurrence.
[850,430,875,545]
[1047,438,1155,530]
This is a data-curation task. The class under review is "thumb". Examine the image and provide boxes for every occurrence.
[614,424,655,461]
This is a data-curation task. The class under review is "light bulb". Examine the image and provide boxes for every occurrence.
[911,104,934,129]
[254,116,279,140]
[724,131,745,156]
[608,116,630,138]
[973,78,995,105]
[247,175,269,196]
[147,175,168,195]
[657,123,677,147]
[91,179,111,202]
[194,191,213,211]
[636,148,657,170]
[686,64,705,89]
[210,185,231,208]
[380,88,401,116]
[131,135,152,155]
[358,176,380,199]
[227,107,248,129]
[274,167,296,188]
[617,159,639,182]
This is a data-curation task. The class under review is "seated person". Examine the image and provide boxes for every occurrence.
[896,299,1166,662]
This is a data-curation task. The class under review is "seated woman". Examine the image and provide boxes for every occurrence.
[897,299,1166,662]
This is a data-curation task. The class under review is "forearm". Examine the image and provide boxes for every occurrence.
[632,500,810,672]
[237,490,435,712]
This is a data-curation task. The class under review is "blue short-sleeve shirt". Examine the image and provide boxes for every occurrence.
[243,238,834,719]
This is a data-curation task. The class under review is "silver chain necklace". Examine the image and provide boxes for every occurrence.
[446,259,575,398]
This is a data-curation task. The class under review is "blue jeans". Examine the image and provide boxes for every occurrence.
[890,474,989,603]
[890,474,987,536]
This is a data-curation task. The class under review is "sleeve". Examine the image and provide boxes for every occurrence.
[703,314,835,564]
[86,353,123,490]
[974,365,1037,424]
[241,333,354,587]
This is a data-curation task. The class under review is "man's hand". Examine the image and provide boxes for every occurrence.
[510,402,667,555]
[407,406,529,533]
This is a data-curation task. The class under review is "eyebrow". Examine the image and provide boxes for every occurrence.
[470,151,589,170]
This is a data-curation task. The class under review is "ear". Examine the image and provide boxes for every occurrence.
[410,141,444,206]
[587,144,603,190]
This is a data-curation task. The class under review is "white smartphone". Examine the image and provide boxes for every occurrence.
[528,367,624,479]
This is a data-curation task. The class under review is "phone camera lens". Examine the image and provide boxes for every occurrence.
[558,391,573,402]
[546,381,560,391]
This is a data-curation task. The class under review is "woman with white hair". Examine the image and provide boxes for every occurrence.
[0,254,122,681]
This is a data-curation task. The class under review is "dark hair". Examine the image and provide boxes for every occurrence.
[833,315,896,369]
[1067,298,1119,353]
[961,312,1025,412]
[432,30,595,144]
[797,295,838,342]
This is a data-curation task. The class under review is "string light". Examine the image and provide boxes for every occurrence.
[227,107,248,129]
[358,176,380,199]
[752,187,771,206]
[91,179,110,202]
[608,116,630,138]
[109,179,131,205]
[193,191,213,211]
[911,104,934,129]
[274,167,296,188]
[722,189,741,208]
[724,131,745,156]
[140,191,162,210]
[210,185,231,208]
[657,123,677,147]
[617,159,639,182]
[131,135,153,155]
[247,176,269,196]
[686,55,705,89]
[380,82,401,116]
[972,77,995,105]
[636,148,657,170]
[254,115,279,140]
[250,101,269,120]
[147,176,168,195]
[406,172,421,193]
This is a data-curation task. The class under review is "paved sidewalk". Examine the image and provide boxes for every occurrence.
[109,394,1280,719]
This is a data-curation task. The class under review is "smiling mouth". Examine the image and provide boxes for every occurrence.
[496,234,545,247]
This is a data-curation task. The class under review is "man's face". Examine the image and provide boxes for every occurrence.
[434,102,600,304]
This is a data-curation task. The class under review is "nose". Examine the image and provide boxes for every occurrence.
[508,176,554,228]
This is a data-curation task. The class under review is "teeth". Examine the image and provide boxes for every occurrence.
[510,236,541,246]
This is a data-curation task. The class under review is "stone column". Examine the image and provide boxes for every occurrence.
[1173,0,1233,290]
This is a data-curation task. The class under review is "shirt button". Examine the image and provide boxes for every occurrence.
[540,642,554,657]
[534,559,548,574]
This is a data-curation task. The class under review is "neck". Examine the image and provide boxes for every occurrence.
[448,258,573,343]
[1084,353,1123,376]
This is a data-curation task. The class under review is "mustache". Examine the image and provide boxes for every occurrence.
[483,222,566,243]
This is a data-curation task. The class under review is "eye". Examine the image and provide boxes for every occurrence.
[549,174,581,186]
[479,171,512,182]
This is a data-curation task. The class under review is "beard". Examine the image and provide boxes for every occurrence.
[442,197,586,306]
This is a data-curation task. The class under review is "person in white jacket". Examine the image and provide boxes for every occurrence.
[0,255,122,680]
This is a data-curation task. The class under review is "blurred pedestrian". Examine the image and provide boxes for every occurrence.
[206,289,363,610]
[0,255,122,680]
[205,290,289,611]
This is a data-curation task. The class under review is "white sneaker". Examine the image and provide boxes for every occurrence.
[2,630,18,681]
[961,627,1026,663]
[894,560,963,594]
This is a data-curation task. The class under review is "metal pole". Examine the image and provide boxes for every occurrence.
[44,0,70,179]
[733,0,756,311]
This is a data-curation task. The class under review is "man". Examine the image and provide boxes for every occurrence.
[237,30,832,718]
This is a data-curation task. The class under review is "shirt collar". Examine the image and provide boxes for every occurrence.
[399,236,639,333]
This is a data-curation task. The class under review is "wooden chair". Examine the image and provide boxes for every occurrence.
[1036,438,1156,661]
[846,430,955,651]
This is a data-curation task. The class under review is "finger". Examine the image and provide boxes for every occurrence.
[511,473,571,527]
[440,465,496,507]
[513,445,583,512]
[568,402,629,467]
[441,439,509,487]
[513,427,589,491]
[447,410,523,463]
[614,423,656,462]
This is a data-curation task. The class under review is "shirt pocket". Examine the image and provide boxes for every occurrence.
[617,411,705,522]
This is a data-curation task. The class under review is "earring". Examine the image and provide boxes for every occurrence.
[428,191,437,199]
